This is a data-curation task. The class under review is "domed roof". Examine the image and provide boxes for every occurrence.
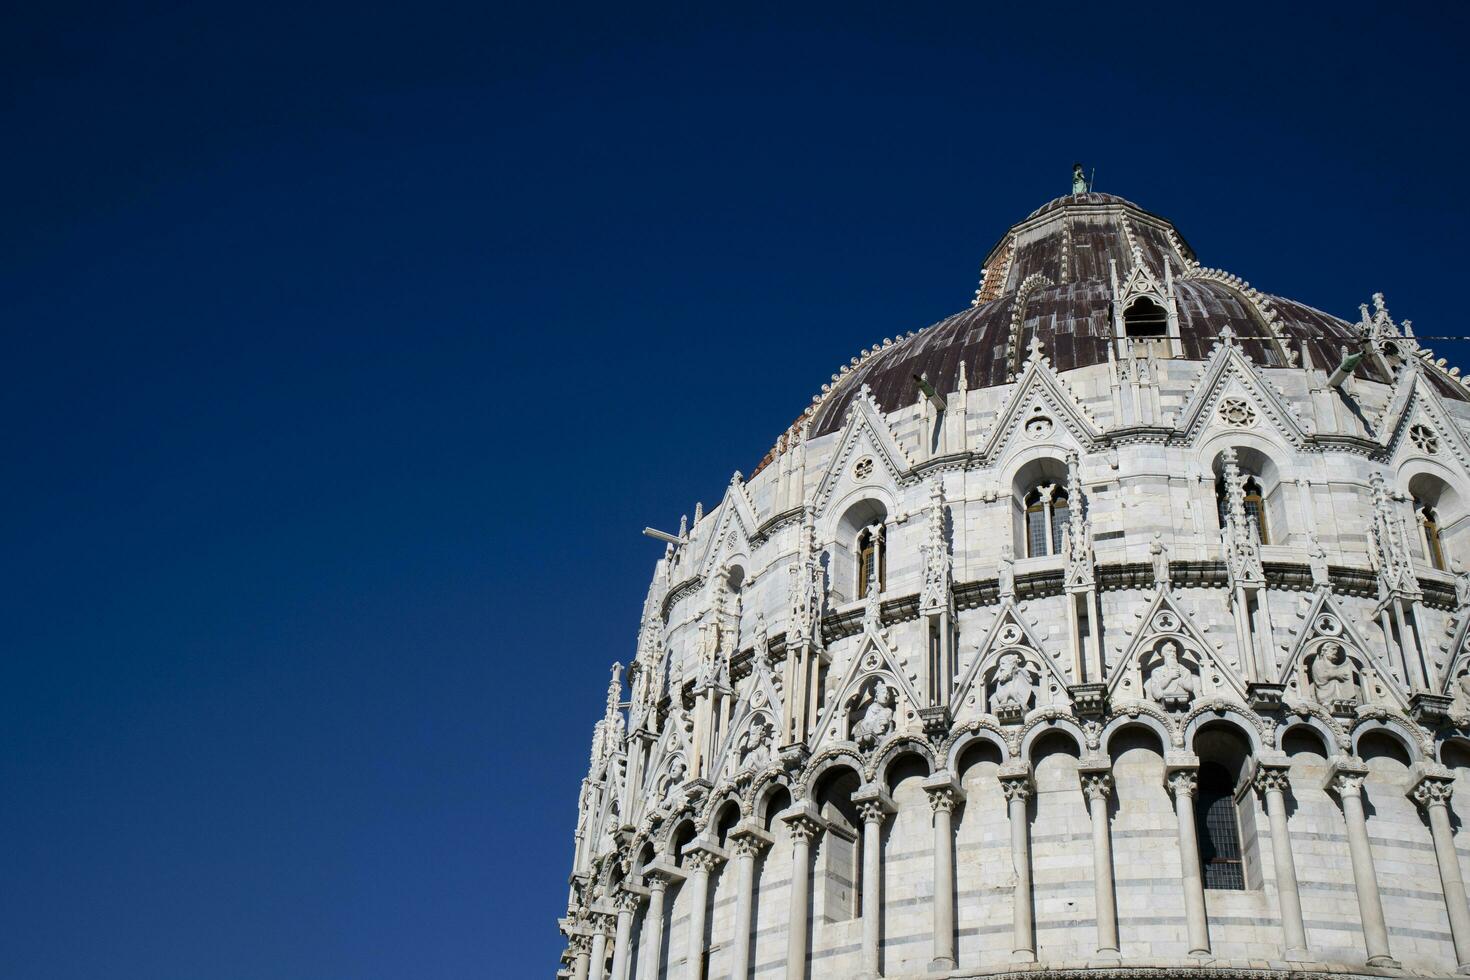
[786,190,1461,444]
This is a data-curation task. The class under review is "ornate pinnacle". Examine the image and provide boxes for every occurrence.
[606,662,623,723]
[920,480,952,614]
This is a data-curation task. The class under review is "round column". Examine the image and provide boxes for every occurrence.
[1326,757,1397,968]
[682,849,723,980]
[852,785,894,980]
[921,772,964,971]
[1000,766,1036,963]
[1079,767,1119,955]
[1410,766,1470,971]
[1166,765,1210,957]
[781,809,824,980]
[641,871,671,980]
[726,824,771,980]
[588,921,609,980]
[570,935,591,980]
[1253,761,1307,957]
[609,890,638,980]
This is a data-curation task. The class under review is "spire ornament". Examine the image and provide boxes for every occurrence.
[919,480,953,615]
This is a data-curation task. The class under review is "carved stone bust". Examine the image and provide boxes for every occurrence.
[853,679,896,747]
[1145,641,1198,707]
[1310,641,1357,707]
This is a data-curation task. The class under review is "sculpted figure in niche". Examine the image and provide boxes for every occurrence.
[1310,642,1358,705]
[1145,641,1198,705]
[991,652,1037,712]
[1150,532,1170,585]
[1308,535,1330,588]
[998,543,1016,598]
[1457,669,1470,707]
[737,720,773,771]
[658,757,687,797]
[853,679,896,747]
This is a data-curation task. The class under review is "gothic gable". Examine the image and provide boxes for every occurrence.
[952,600,1071,723]
[809,601,921,752]
[1174,340,1309,445]
[1278,588,1408,713]
[1379,365,1470,474]
[976,345,1102,462]
[811,386,913,520]
[1108,585,1246,707]
[695,473,760,581]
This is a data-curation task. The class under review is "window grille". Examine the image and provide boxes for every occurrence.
[1195,763,1245,890]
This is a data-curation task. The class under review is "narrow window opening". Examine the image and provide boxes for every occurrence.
[1417,499,1447,570]
[1025,489,1048,557]
[1242,477,1269,544]
[857,525,886,598]
[1195,762,1245,890]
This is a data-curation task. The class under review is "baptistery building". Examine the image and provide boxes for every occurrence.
[560,173,1470,980]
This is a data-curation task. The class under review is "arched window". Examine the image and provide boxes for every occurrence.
[1123,296,1168,337]
[1416,499,1447,570]
[1122,296,1173,358]
[1195,762,1244,890]
[857,524,885,599]
[1024,485,1067,557]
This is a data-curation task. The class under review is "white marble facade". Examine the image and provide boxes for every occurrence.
[560,187,1470,980]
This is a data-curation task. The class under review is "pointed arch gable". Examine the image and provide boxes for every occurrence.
[1174,342,1309,448]
[1277,588,1409,712]
[695,479,759,582]
[1108,586,1247,704]
[809,621,921,753]
[976,354,1102,464]
[953,599,1070,718]
[811,388,913,521]
[1381,369,1470,476]
[1441,610,1470,697]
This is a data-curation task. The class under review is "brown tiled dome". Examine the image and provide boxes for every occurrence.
[803,193,1413,438]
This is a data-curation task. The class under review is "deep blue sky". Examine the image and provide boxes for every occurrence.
[4,3,1469,978]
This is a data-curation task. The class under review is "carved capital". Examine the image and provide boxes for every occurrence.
[1323,756,1368,801]
[996,760,1034,804]
[1001,778,1034,803]
[1165,768,1198,800]
[1409,762,1457,811]
[1252,763,1292,798]
[729,834,767,859]
[1079,769,1114,802]
[780,803,825,844]
[682,852,723,875]
[927,786,961,813]
[614,889,641,914]
[852,784,895,824]
[920,770,965,815]
[641,859,683,891]
[785,814,824,843]
[568,935,592,956]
